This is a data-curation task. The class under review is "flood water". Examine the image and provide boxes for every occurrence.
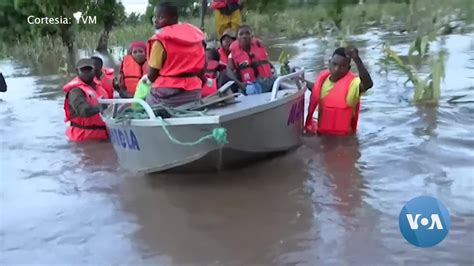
[1,30,473,265]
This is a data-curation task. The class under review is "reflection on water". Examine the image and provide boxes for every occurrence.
[1,32,474,265]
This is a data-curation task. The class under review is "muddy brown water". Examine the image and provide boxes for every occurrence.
[1,30,473,265]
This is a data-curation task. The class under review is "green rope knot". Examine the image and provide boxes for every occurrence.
[211,127,228,146]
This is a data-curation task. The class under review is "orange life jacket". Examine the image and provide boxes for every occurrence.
[147,23,205,91]
[98,67,114,98]
[229,39,273,83]
[305,70,360,136]
[63,77,109,142]
[202,60,220,97]
[218,47,229,66]
[211,0,239,9]
[121,54,148,95]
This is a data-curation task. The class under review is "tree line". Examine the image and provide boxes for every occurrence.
[0,0,412,63]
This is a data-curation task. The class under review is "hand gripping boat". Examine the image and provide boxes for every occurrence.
[98,69,307,174]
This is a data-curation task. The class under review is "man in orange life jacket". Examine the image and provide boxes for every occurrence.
[63,58,109,142]
[226,25,276,95]
[91,56,115,99]
[305,46,374,136]
[143,2,206,107]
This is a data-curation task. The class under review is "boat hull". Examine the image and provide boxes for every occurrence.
[100,71,307,174]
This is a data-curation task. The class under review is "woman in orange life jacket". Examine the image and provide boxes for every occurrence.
[304,46,374,136]
[91,56,115,98]
[118,41,148,98]
[226,25,276,95]
[202,48,226,97]
[63,58,109,142]
[143,2,206,107]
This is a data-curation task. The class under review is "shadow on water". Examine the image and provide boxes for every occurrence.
[117,150,316,265]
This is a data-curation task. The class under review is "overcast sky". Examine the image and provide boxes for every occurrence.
[120,0,148,14]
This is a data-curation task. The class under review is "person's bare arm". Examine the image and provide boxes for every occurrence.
[346,46,373,93]
[147,67,160,83]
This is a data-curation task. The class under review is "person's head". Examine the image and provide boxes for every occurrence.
[237,25,252,48]
[91,56,103,78]
[206,48,220,62]
[128,41,147,64]
[76,58,95,84]
[154,2,178,30]
[206,48,221,72]
[329,47,351,81]
[220,28,237,52]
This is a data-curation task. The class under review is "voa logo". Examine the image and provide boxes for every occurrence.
[406,214,444,230]
[399,196,451,247]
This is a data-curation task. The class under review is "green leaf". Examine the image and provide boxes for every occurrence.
[408,40,417,57]
[420,35,430,56]
[447,95,468,103]
[430,52,445,102]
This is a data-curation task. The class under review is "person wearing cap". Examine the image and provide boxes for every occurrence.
[211,0,245,38]
[63,58,109,142]
[218,28,236,67]
[91,56,115,99]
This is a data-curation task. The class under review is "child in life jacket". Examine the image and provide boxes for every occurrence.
[202,48,225,97]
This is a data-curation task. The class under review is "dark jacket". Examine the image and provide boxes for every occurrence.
[67,88,101,118]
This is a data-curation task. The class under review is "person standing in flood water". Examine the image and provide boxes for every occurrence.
[143,2,205,107]
[63,58,109,142]
[305,47,373,136]
[91,56,115,99]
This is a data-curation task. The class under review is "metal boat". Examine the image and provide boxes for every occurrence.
[98,69,307,174]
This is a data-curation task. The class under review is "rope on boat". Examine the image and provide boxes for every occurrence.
[157,116,228,146]
[114,103,228,146]
[119,103,207,121]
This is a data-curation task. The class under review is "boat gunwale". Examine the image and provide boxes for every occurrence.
[101,87,306,127]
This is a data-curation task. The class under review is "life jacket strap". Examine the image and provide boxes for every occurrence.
[71,122,107,130]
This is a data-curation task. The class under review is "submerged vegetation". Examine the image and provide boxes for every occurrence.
[383,43,445,104]
[0,0,473,103]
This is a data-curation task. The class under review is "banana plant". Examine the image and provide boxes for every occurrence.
[383,44,445,104]
[278,50,291,76]
[408,33,437,57]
